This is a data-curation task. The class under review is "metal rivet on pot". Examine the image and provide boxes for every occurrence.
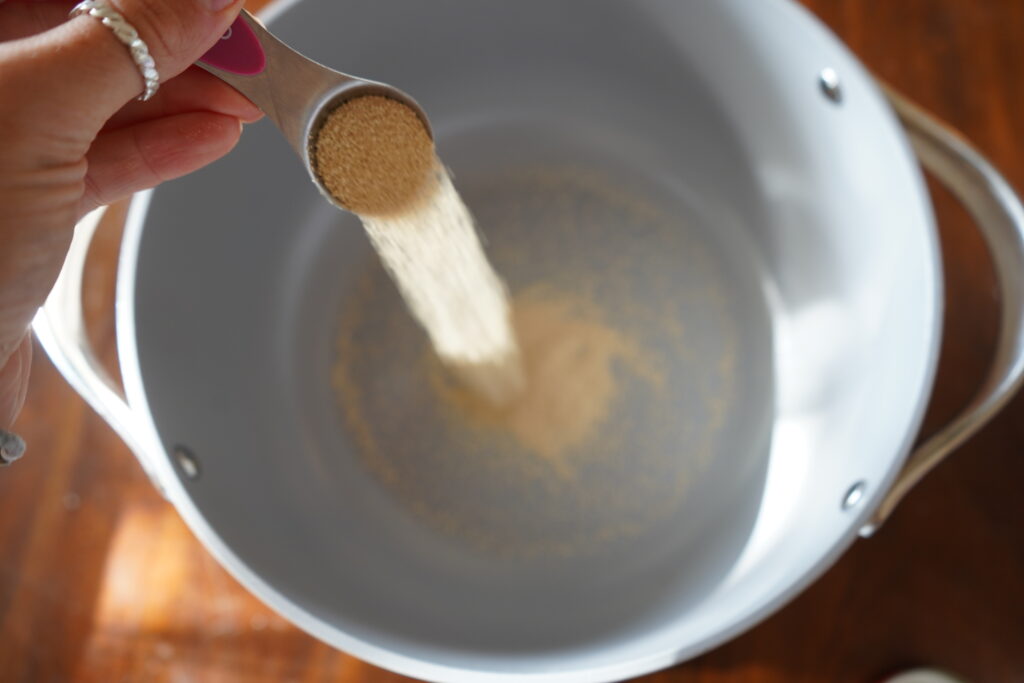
[174,446,201,481]
[819,67,842,103]
[842,481,866,510]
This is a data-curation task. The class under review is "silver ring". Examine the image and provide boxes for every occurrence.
[69,0,160,102]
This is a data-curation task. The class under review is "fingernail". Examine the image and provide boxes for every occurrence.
[202,0,238,13]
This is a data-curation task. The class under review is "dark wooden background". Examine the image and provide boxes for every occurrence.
[2,1,1022,681]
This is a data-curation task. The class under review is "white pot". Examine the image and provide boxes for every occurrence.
[35,1,1024,681]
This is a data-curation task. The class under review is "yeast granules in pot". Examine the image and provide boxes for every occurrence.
[429,287,661,473]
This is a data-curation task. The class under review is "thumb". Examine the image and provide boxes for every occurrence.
[5,0,244,145]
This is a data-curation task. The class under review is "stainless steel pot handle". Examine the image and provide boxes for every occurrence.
[862,88,1024,535]
[31,206,166,495]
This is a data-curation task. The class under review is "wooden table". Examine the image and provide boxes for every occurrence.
[2,1,1022,681]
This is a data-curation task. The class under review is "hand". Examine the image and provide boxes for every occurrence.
[0,0,262,427]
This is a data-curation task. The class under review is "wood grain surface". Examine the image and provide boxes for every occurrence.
[2,1,1022,681]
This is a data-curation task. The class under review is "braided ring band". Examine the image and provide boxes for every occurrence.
[69,0,160,101]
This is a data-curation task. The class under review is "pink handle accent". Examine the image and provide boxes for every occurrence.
[199,16,266,75]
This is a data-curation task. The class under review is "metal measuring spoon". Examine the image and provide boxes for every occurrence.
[196,10,431,208]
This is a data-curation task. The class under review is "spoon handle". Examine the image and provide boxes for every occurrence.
[198,11,267,77]
[196,10,358,157]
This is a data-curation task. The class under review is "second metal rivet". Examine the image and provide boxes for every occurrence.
[174,446,201,481]
[842,481,866,510]
[819,67,842,103]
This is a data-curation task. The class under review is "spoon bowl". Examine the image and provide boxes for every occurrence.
[197,10,432,210]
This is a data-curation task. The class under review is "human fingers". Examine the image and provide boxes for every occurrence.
[0,0,245,161]
[102,65,262,131]
[79,110,242,214]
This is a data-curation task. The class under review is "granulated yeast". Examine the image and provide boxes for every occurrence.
[315,95,524,403]
[431,288,660,466]
[312,95,437,217]
[361,171,524,405]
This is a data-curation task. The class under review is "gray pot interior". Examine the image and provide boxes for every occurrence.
[127,0,938,677]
